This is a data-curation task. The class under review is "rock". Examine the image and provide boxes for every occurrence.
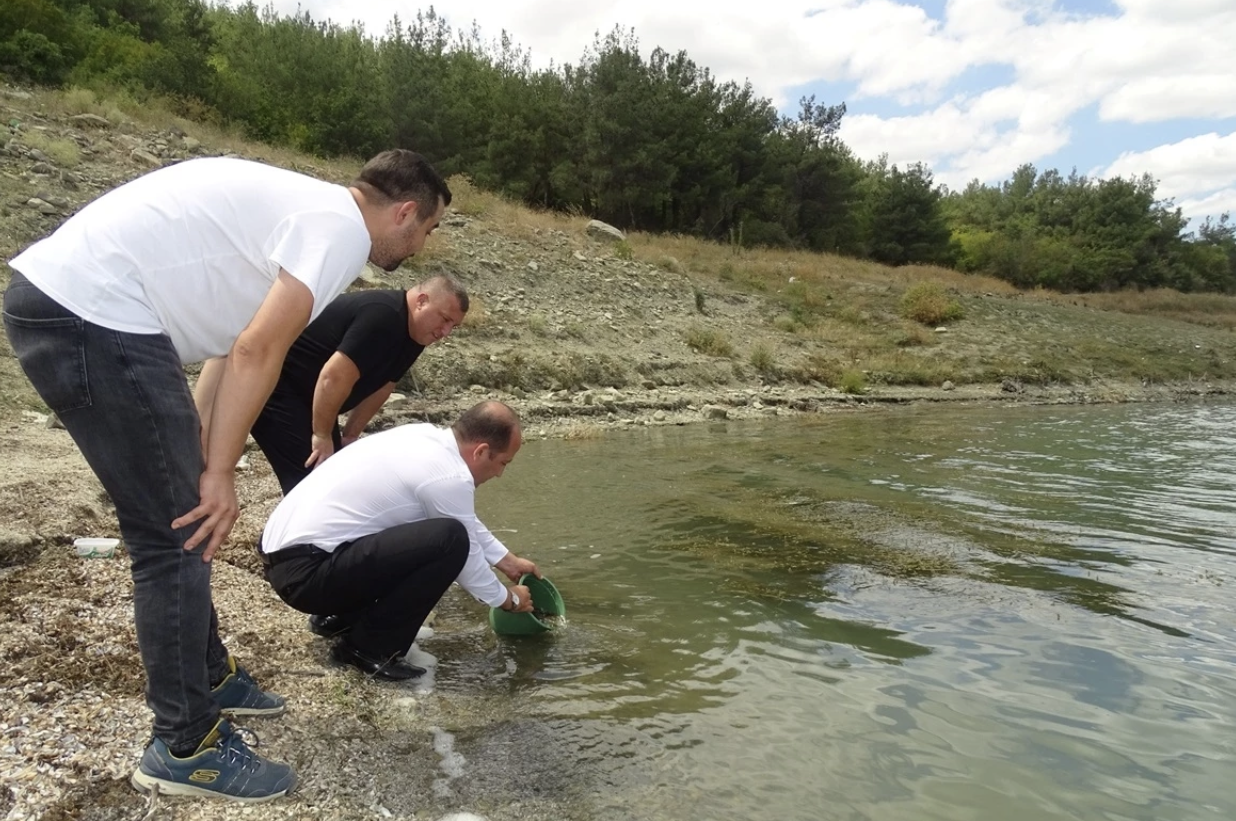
[28,148,50,163]
[444,215,468,227]
[27,198,57,214]
[46,413,65,430]
[942,380,956,391]
[469,385,487,394]
[702,404,729,420]
[236,454,250,471]
[384,393,407,406]
[129,148,161,167]
[935,326,948,333]
[1001,378,1023,393]
[30,161,54,175]
[527,261,539,272]
[69,113,111,129]
[573,251,587,262]
[586,219,625,243]
[653,410,667,422]
[183,137,201,152]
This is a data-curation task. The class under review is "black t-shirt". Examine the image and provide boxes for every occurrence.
[276,289,423,412]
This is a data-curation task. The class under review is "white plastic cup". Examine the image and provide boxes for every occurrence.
[74,537,120,558]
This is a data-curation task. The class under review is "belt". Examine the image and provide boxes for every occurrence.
[259,543,329,568]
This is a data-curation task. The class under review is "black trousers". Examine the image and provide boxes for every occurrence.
[264,519,469,657]
[250,385,343,495]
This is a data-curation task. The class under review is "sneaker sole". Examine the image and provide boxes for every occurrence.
[131,769,294,802]
[219,703,287,718]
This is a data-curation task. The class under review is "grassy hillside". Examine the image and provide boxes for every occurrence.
[3,82,1236,426]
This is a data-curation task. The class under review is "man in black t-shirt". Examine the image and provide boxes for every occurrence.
[240,276,468,494]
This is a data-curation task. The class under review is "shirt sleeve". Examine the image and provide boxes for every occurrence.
[267,210,370,312]
[415,475,509,608]
[335,303,406,379]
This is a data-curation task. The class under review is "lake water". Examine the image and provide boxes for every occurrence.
[413,401,1236,821]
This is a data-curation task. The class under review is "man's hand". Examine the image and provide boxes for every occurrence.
[172,469,239,562]
[495,553,541,583]
[305,432,336,468]
[502,584,534,613]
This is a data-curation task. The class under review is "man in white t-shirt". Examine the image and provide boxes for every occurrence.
[261,400,540,680]
[1,149,450,802]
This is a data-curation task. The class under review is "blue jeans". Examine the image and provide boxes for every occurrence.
[3,271,229,751]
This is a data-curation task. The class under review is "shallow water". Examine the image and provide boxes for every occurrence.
[418,401,1236,820]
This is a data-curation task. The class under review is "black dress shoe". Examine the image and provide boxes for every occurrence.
[330,639,426,681]
[308,613,353,638]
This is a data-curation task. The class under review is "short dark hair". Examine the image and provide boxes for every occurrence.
[423,275,469,314]
[354,149,452,220]
[452,401,519,452]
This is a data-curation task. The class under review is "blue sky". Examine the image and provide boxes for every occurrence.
[263,0,1236,229]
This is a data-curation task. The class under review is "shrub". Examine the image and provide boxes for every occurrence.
[683,325,733,357]
[839,369,867,394]
[900,282,964,325]
[749,343,776,375]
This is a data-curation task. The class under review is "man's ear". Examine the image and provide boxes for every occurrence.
[396,200,421,225]
[472,442,491,461]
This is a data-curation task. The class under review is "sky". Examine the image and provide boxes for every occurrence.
[260,0,1236,230]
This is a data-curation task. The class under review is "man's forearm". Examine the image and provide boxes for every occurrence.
[310,372,353,438]
[342,382,395,439]
[204,348,286,474]
[193,357,227,445]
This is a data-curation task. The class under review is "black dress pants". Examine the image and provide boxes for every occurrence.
[264,519,470,657]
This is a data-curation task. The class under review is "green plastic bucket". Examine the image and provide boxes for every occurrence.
[489,574,566,636]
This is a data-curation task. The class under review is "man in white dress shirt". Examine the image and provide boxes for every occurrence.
[260,400,539,680]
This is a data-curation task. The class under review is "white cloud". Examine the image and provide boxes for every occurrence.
[1102,131,1236,202]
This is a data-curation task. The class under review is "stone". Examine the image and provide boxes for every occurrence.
[183,137,201,152]
[1000,378,1023,393]
[942,380,956,391]
[27,198,57,215]
[527,261,539,272]
[573,251,587,262]
[653,410,667,422]
[585,219,625,243]
[69,113,111,129]
[30,162,54,175]
[702,404,729,420]
[129,148,161,167]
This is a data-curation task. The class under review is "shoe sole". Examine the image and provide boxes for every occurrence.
[219,703,287,718]
[131,769,294,802]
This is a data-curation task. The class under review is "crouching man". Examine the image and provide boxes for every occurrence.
[259,400,539,680]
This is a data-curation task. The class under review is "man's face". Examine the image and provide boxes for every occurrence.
[473,429,521,486]
[409,290,465,346]
[370,199,444,272]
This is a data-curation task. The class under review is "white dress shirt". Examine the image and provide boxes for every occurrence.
[262,423,511,607]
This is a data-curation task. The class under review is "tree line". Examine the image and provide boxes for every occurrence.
[3,0,1233,293]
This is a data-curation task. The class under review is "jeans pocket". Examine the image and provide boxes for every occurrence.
[2,312,92,413]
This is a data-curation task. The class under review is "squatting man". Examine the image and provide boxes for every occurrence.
[260,400,540,680]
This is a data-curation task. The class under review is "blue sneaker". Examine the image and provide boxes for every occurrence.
[211,656,286,717]
[131,719,296,802]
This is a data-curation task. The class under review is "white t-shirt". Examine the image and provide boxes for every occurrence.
[262,424,512,608]
[9,157,371,364]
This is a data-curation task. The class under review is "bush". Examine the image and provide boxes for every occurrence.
[749,343,776,374]
[683,325,733,357]
[900,282,963,325]
[839,369,867,394]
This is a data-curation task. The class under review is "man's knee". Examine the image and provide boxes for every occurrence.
[428,518,469,566]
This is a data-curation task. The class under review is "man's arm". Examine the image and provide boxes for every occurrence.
[340,381,396,444]
[192,356,227,455]
[305,351,362,468]
[173,270,314,560]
